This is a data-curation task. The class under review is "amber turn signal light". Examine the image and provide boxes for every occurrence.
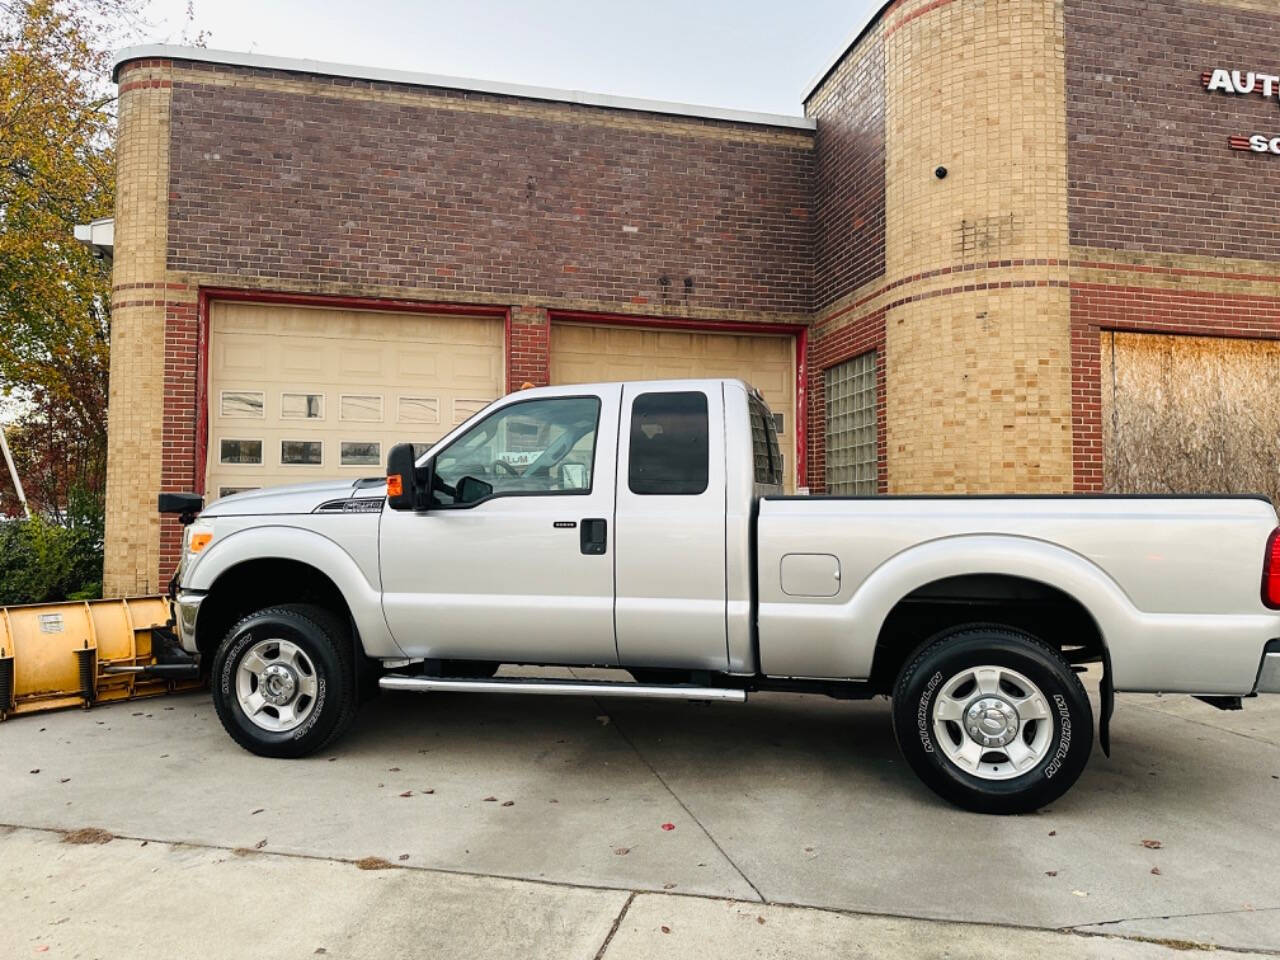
[188,531,213,554]
[387,474,404,497]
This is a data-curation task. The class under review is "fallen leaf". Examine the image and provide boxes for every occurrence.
[660,926,671,935]
[422,789,434,795]
[549,798,559,804]
[59,778,70,784]
[661,823,675,831]
[399,791,413,798]
[29,769,39,775]
[355,856,394,871]
[315,950,327,956]
[663,883,676,890]
[1072,890,1088,898]
[140,841,148,847]
[327,757,337,762]
[1048,830,1056,837]
[614,847,630,856]
[756,916,766,925]
[255,839,267,850]
[398,854,410,861]
[251,809,264,815]
[389,767,401,772]
[1045,871,1058,877]
[483,796,498,802]
[1141,839,1163,849]
[1151,867,1161,876]
[501,800,514,807]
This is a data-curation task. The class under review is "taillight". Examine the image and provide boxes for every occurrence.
[1264,528,1280,609]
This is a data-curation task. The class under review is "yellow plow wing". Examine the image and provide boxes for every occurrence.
[0,596,202,720]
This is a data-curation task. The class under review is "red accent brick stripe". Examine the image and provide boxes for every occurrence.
[886,0,957,38]
[119,79,172,93]
[1074,259,1280,286]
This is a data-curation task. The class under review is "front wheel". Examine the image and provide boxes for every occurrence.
[891,626,1093,814]
[211,604,358,758]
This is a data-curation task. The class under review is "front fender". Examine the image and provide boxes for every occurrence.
[185,524,404,659]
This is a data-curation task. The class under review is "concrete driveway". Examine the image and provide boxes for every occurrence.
[2,672,1278,958]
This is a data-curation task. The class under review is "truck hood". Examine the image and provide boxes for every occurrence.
[203,477,387,516]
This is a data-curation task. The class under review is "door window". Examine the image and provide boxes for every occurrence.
[432,396,600,506]
[628,392,709,495]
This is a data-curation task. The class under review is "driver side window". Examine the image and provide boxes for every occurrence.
[432,396,601,506]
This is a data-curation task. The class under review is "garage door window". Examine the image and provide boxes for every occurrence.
[340,441,381,466]
[825,353,877,495]
[433,396,601,506]
[340,394,383,422]
[220,439,263,465]
[281,440,323,466]
[629,392,709,496]
[221,391,264,418]
[281,393,324,420]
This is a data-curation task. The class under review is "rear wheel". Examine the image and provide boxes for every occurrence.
[891,626,1093,814]
[211,604,357,758]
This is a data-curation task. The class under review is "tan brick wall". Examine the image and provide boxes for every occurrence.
[883,0,1073,492]
[103,62,174,596]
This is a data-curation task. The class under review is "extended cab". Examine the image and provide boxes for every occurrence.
[171,379,1280,813]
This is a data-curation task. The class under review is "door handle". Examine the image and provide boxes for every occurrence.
[580,518,607,555]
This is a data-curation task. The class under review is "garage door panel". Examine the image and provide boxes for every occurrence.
[207,301,502,497]
[550,321,797,491]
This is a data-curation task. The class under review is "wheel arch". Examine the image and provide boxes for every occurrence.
[857,536,1125,753]
[187,526,403,660]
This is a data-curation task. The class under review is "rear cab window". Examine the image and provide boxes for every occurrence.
[749,394,783,487]
[628,391,709,495]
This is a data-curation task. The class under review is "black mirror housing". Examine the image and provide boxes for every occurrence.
[386,444,433,511]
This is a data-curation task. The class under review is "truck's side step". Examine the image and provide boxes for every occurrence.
[379,674,747,702]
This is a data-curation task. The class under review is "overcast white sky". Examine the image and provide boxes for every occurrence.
[138,0,879,116]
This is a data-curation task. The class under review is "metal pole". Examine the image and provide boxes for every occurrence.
[0,424,31,519]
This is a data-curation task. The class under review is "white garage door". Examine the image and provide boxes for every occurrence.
[550,322,797,490]
[206,301,503,498]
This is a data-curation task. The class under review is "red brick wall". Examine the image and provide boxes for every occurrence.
[806,26,887,310]
[508,306,549,391]
[1066,0,1280,261]
[165,63,814,317]
[805,307,888,494]
[160,293,198,581]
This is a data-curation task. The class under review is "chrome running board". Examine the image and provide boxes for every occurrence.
[379,674,747,702]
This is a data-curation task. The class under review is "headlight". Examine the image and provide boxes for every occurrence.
[184,520,215,558]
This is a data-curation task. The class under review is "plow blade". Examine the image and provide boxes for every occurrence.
[0,596,202,720]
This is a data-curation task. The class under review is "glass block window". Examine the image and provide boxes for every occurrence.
[281,440,323,465]
[281,393,324,419]
[825,352,878,495]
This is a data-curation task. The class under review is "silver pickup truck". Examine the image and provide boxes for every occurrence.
[169,378,1280,813]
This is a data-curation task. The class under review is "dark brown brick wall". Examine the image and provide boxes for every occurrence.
[166,64,814,316]
[806,27,886,309]
[1066,0,1280,260]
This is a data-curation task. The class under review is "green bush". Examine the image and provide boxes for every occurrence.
[0,509,103,606]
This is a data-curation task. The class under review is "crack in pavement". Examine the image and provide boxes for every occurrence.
[5,822,1275,957]
[1069,903,1280,930]
[592,891,636,960]
[584,690,767,903]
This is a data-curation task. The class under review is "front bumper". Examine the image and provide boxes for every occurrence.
[175,590,206,654]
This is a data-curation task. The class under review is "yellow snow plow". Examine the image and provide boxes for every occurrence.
[0,595,202,720]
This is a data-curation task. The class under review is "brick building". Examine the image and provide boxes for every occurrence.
[100,0,1280,596]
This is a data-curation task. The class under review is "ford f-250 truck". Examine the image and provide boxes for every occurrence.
[167,379,1280,813]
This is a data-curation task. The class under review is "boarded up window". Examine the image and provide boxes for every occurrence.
[1102,332,1280,504]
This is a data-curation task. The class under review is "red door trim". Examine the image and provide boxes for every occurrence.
[194,287,510,496]
[546,309,810,487]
